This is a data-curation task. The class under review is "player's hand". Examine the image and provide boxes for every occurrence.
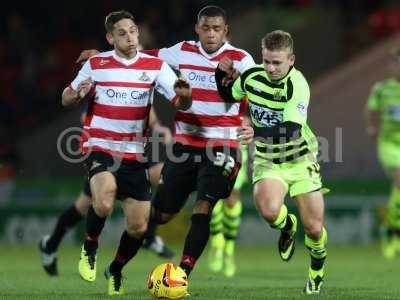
[174,79,191,97]
[76,49,100,65]
[218,57,234,73]
[77,78,93,100]
[218,57,238,87]
[222,69,240,87]
[173,79,192,110]
[237,125,254,145]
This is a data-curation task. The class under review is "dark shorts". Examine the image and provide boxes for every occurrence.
[145,141,167,168]
[83,178,92,197]
[83,151,151,201]
[153,144,241,214]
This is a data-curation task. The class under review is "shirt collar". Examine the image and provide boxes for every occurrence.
[270,66,295,83]
[112,49,140,65]
[197,41,229,59]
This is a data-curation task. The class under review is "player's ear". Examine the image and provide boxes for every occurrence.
[290,54,295,66]
[195,23,200,35]
[224,24,229,36]
[106,32,114,46]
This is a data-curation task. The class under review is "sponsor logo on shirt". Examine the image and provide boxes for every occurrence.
[103,88,149,105]
[138,72,151,82]
[186,71,216,89]
[297,101,307,117]
[273,90,283,100]
[249,103,283,127]
[99,59,109,66]
[387,104,400,121]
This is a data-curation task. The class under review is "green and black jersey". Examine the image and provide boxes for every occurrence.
[367,78,400,143]
[230,64,318,163]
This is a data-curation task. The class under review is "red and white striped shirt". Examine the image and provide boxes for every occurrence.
[70,50,178,160]
[145,41,254,148]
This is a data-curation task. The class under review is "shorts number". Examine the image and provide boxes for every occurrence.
[307,163,320,178]
[214,152,235,174]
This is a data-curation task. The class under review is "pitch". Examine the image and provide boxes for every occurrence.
[0,244,398,299]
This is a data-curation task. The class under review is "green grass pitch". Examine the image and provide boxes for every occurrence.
[0,244,399,299]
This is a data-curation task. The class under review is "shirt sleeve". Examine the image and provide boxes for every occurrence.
[283,75,310,125]
[70,60,92,91]
[234,52,256,74]
[231,76,247,101]
[154,62,178,101]
[157,42,183,69]
[367,82,383,112]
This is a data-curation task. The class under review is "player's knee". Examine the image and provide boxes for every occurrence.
[95,200,114,216]
[224,193,239,208]
[261,209,281,223]
[256,200,281,223]
[193,200,212,215]
[75,195,91,216]
[94,188,116,215]
[127,221,148,238]
[304,222,323,240]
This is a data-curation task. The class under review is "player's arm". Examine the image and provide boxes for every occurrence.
[62,78,93,107]
[215,57,245,102]
[365,83,382,138]
[365,110,380,138]
[154,62,192,111]
[148,106,173,144]
[62,61,93,107]
[172,79,192,110]
[237,114,254,145]
[76,49,100,65]
[142,42,183,69]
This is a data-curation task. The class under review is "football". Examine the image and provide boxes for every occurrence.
[147,263,188,299]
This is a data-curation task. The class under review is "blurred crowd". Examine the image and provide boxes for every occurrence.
[0,0,399,184]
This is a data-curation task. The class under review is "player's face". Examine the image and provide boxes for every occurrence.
[106,18,139,58]
[195,16,228,53]
[262,48,295,81]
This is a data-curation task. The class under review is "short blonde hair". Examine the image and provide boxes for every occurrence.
[262,30,294,54]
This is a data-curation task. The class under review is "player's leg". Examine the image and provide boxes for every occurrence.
[179,200,214,276]
[180,148,240,276]
[103,159,151,295]
[151,149,196,222]
[105,198,150,295]
[39,182,91,276]
[294,191,326,295]
[377,142,400,258]
[151,150,197,278]
[79,153,117,282]
[209,147,247,276]
[142,162,175,258]
[220,146,248,277]
[208,199,224,272]
[221,189,242,277]
[383,168,400,259]
[290,161,326,295]
[253,177,297,261]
